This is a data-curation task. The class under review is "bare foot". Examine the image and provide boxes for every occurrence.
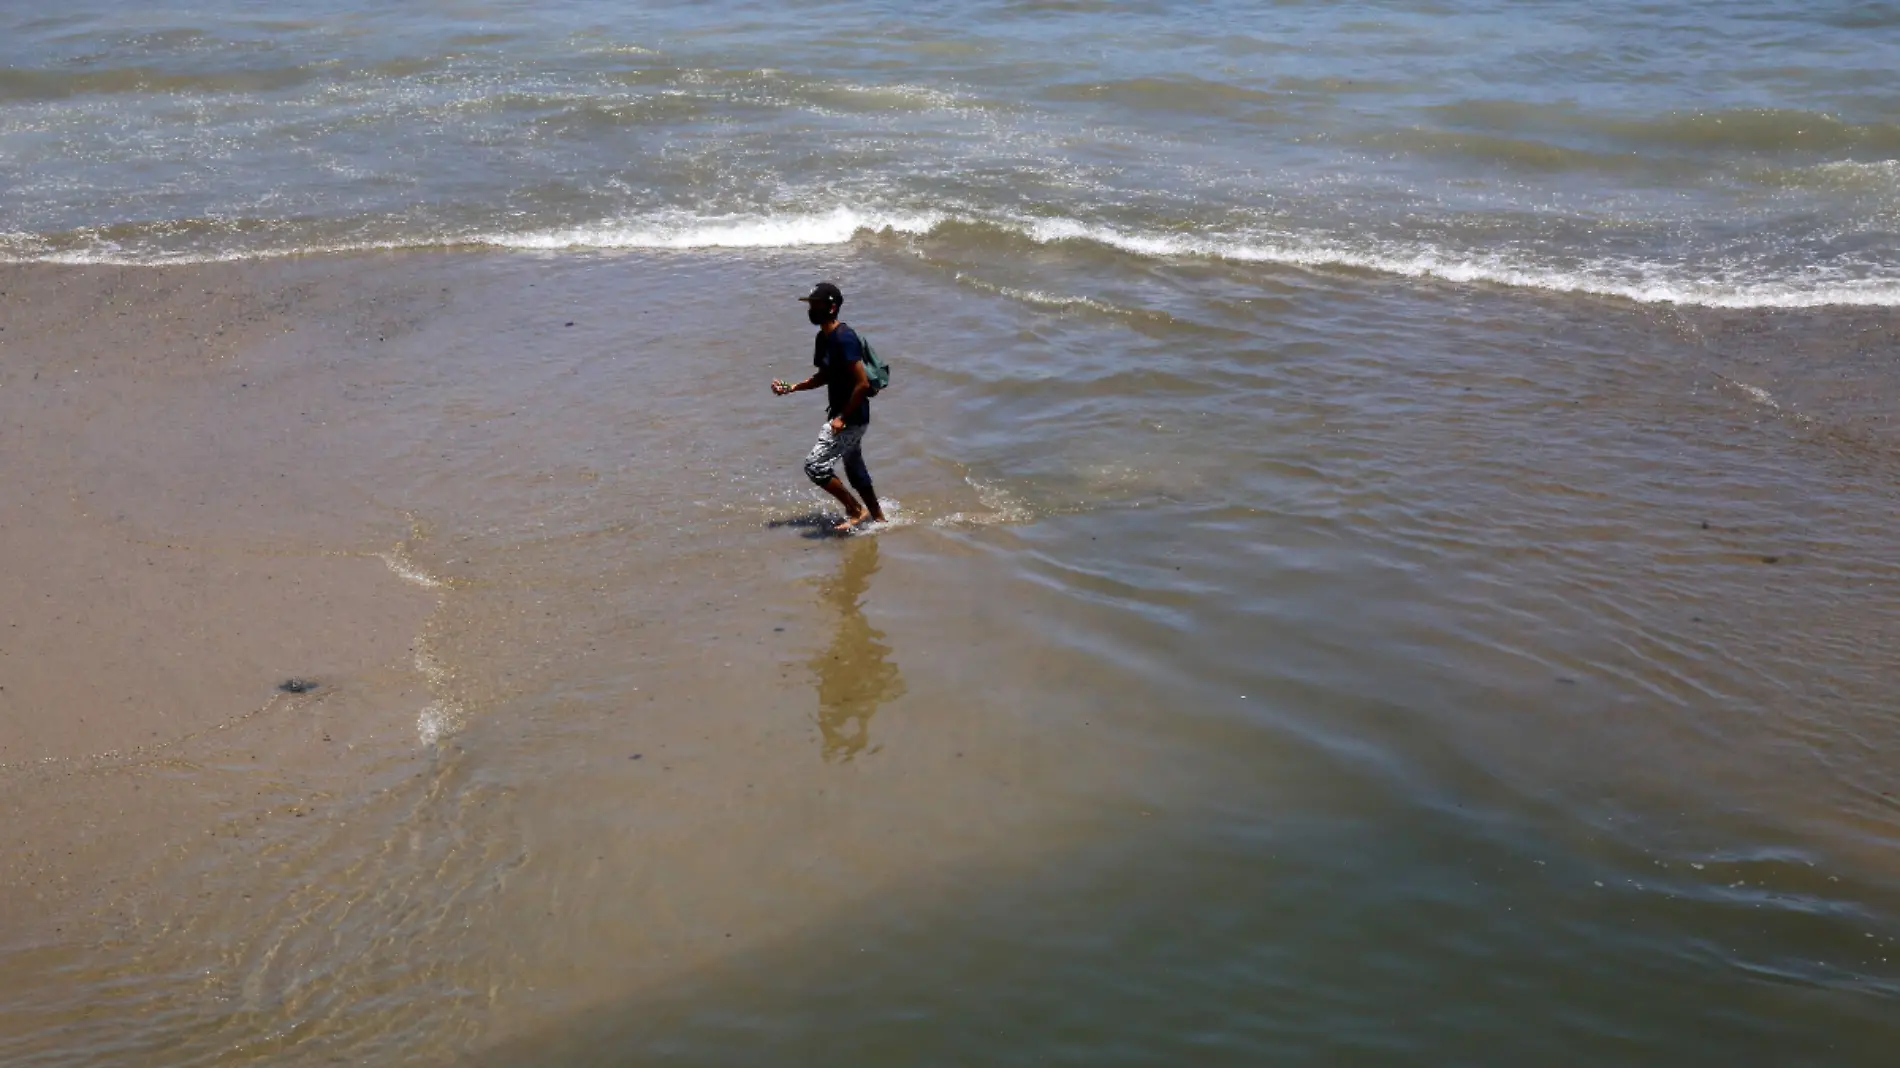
[832,513,866,533]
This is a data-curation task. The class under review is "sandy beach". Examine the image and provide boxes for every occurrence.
[1,263,438,927]
[8,2,1900,1062]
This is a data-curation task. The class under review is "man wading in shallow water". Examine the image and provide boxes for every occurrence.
[772,281,886,532]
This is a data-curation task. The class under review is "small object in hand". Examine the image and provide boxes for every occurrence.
[279,678,317,694]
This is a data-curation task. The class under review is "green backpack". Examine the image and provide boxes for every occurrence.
[855,328,892,396]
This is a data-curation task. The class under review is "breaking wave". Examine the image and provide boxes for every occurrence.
[3,206,1894,310]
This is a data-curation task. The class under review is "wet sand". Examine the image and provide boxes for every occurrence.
[0,254,1204,1064]
[2,253,1896,1066]
[0,263,439,930]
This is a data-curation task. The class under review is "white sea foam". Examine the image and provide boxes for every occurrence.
[936,476,1036,528]
[374,529,462,745]
[847,500,915,536]
[416,700,462,746]
[954,273,1134,317]
[1006,216,1900,309]
[471,206,943,252]
[6,206,1895,310]
[378,548,446,589]
[1732,381,1779,409]
[412,634,466,746]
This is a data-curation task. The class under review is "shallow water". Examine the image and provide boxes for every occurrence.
[1,247,1893,1066]
[2,2,1899,1065]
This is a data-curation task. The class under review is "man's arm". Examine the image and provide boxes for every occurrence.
[831,359,871,428]
[772,366,827,395]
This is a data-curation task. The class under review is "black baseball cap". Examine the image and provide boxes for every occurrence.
[798,281,843,306]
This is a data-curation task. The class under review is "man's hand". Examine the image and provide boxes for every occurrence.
[772,379,793,395]
[829,416,845,431]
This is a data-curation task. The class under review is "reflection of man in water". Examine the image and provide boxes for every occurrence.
[809,537,904,761]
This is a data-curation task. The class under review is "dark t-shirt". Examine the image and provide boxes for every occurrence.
[814,322,870,427]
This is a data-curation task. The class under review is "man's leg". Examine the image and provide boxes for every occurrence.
[817,477,865,527]
[804,425,868,530]
[843,441,883,523]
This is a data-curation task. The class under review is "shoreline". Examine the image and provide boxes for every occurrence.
[9,226,1900,313]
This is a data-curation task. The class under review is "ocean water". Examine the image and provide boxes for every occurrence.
[3,3,1899,1067]
[3,0,1899,305]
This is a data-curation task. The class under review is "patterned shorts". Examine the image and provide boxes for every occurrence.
[803,423,871,486]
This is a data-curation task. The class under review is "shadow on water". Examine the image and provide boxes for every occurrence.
[808,536,904,762]
[764,511,849,540]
